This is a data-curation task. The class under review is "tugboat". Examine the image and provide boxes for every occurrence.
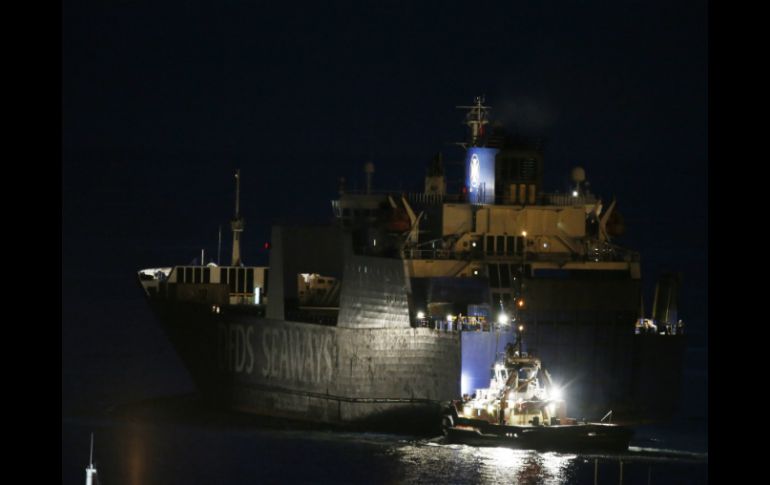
[441,326,634,451]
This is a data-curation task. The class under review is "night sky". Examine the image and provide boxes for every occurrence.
[63,1,707,408]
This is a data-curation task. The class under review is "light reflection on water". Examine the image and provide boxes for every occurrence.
[62,417,707,485]
[389,439,707,485]
[392,442,579,484]
[126,427,147,485]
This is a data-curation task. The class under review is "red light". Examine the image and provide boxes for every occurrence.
[264,242,270,250]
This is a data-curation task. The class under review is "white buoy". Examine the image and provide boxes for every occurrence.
[85,433,97,485]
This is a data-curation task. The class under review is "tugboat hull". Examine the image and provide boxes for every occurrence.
[444,417,633,452]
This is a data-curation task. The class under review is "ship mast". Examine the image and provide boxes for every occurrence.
[231,169,244,266]
[456,96,492,148]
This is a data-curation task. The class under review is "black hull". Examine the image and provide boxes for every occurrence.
[444,418,633,452]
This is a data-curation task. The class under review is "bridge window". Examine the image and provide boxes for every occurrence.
[185,267,193,283]
[506,236,514,256]
[496,236,505,255]
[486,235,494,255]
[194,267,201,284]
[203,267,210,284]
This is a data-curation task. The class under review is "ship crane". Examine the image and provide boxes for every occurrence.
[387,195,425,250]
[599,197,617,243]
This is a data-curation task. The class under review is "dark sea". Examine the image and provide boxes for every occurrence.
[62,279,707,484]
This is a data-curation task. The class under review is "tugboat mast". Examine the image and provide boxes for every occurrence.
[231,169,244,266]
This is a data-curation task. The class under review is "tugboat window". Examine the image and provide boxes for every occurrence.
[486,235,494,255]
[194,267,201,284]
[203,268,210,284]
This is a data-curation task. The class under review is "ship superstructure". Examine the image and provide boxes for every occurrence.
[138,98,685,428]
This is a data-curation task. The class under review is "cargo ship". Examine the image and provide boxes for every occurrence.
[138,97,685,430]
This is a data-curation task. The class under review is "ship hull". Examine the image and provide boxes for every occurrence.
[148,299,461,432]
[150,298,684,430]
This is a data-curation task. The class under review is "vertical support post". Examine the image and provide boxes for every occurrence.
[619,460,624,484]
[594,458,598,485]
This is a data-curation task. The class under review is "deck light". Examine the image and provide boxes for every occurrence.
[416,311,425,319]
[497,313,509,325]
[518,324,524,332]
[550,387,563,400]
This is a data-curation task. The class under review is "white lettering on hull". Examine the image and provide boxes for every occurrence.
[219,323,334,384]
[218,324,255,374]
